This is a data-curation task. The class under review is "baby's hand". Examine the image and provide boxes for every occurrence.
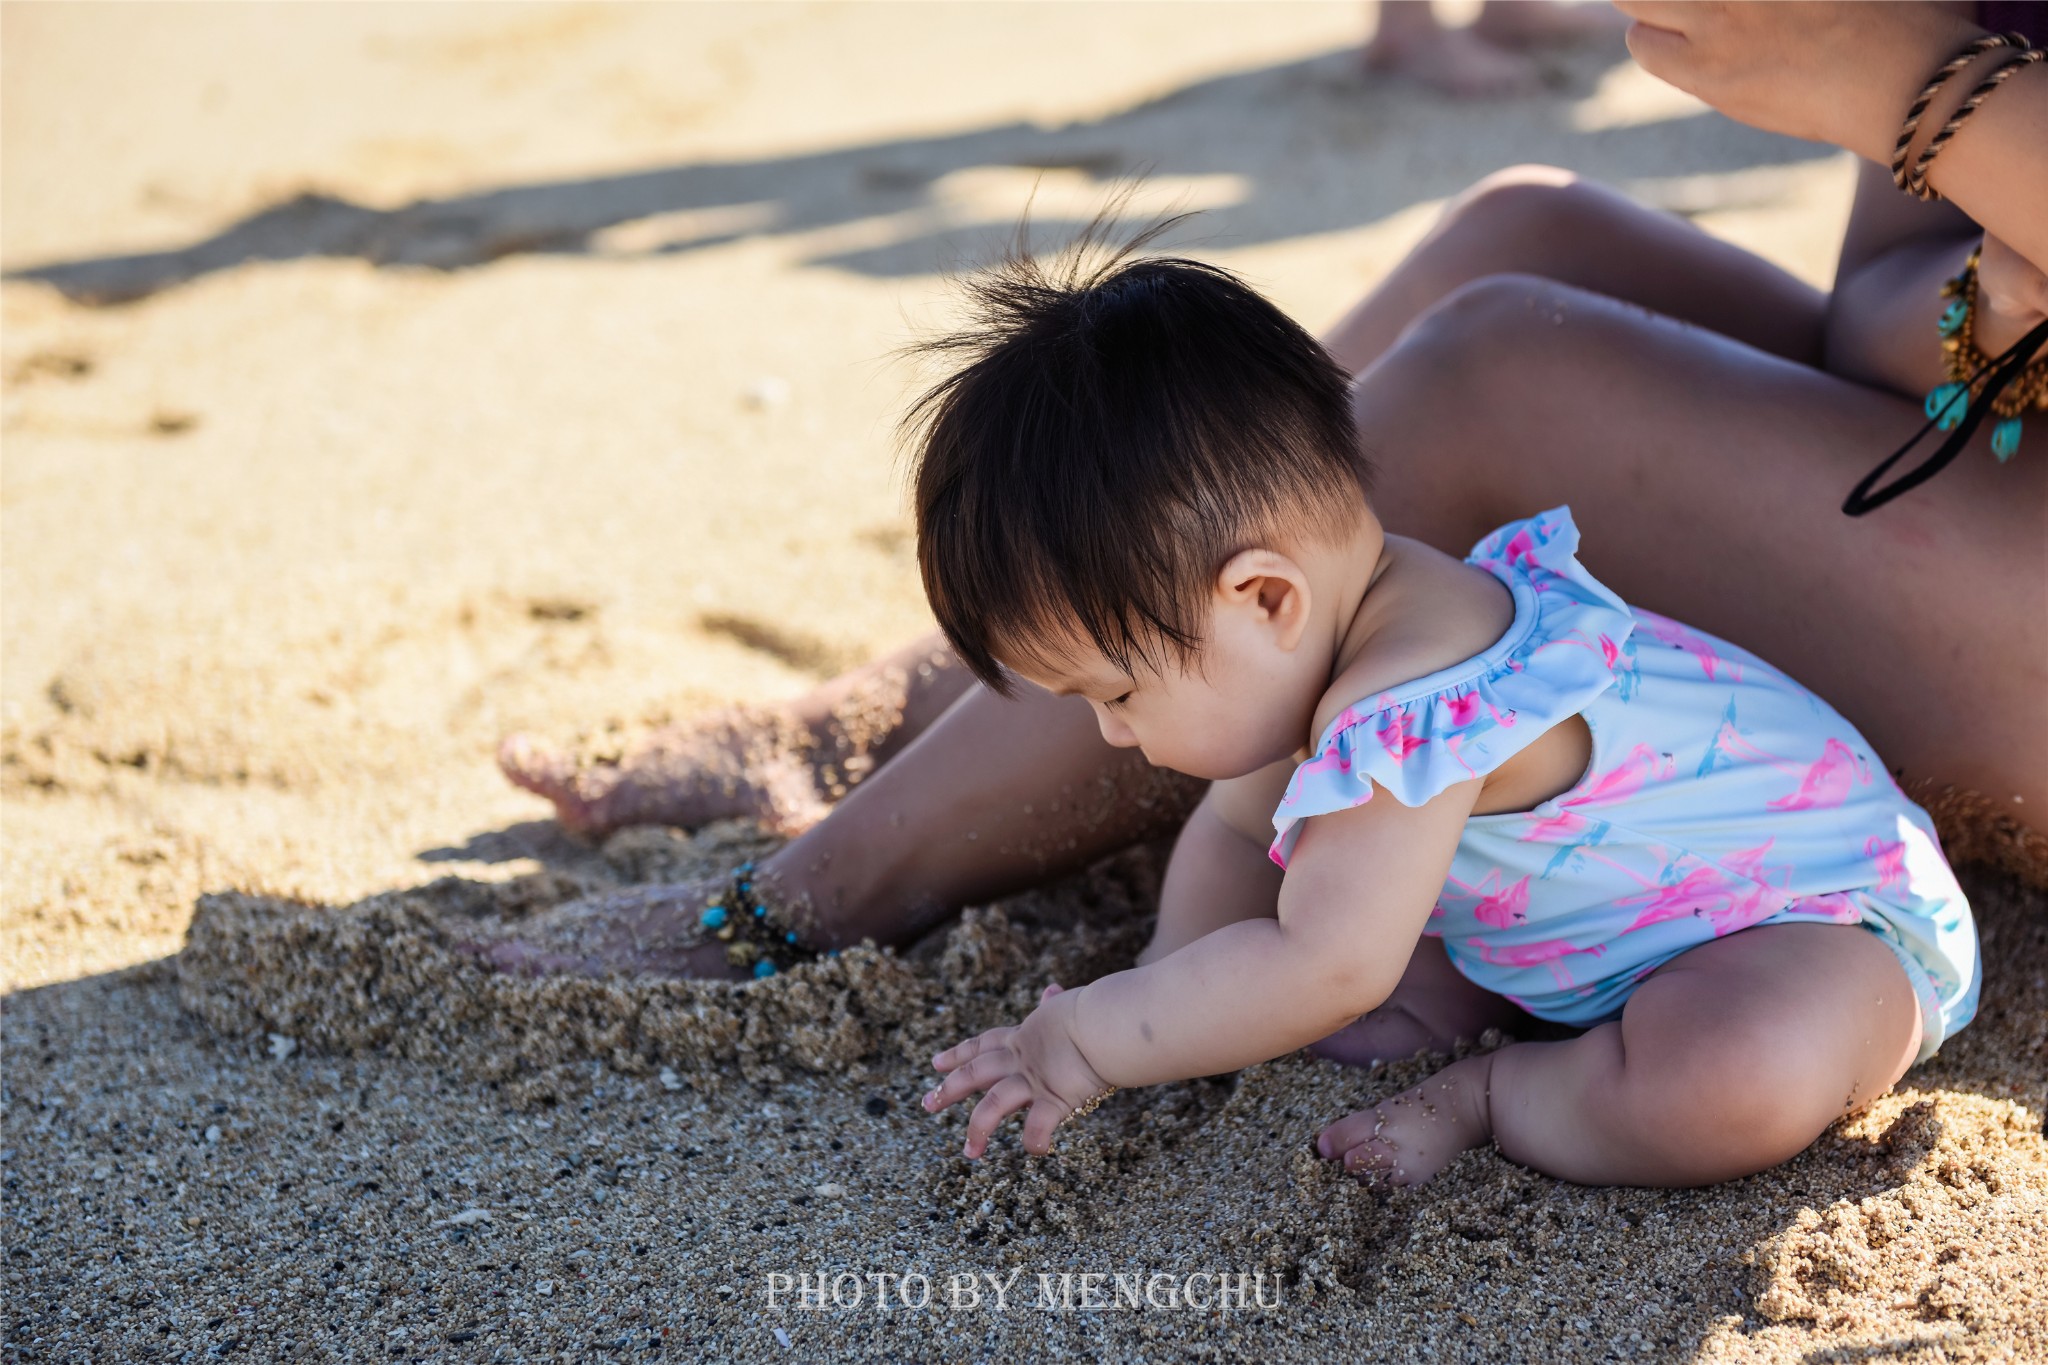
[924,983,1113,1158]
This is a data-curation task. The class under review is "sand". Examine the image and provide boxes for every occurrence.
[4,4,2042,1360]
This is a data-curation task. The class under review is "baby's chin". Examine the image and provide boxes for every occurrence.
[1153,745,1299,783]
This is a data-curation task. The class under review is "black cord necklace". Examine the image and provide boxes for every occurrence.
[1843,314,2048,516]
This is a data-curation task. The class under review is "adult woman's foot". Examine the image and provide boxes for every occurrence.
[1363,4,1544,98]
[1470,0,1631,52]
[499,645,951,840]
[455,879,751,979]
[498,713,832,840]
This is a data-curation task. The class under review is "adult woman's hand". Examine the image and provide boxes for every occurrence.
[1614,2,1981,164]
[1618,2,2048,294]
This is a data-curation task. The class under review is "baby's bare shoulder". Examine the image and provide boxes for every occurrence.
[1312,536,1516,737]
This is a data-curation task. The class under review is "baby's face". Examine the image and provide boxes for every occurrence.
[1005,620,1325,782]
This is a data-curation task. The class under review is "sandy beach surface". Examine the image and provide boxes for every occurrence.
[5,4,2043,1360]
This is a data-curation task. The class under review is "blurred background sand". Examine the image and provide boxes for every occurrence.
[5,5,2040,1361]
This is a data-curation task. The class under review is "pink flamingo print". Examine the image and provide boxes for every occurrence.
[1464,935,1602,989]
[1637,610,1742,682]
[1444,871,1532,928]
[1766,738,1871,812]
[1565,743,1673,806]
[1616,863,1790,938]
[1443,688,1517,730]
[1865,835,1909,898]
[1700,706,1868,804]
[1498,527,1543,571]
[1521,806,1590,843]
[1377,709,1428,761]
[1792,891,1869,925]
[1289,745,1354,794]
[1615,866,1735,933]
[1722,837,1793,890]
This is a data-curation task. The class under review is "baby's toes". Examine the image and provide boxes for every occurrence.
[1319,1109,1413,1183]
[1315,1105,1392,1161]
[1336,1135,1407,1183]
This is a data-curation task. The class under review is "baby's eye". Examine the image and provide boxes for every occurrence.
[1104,692,1133,709]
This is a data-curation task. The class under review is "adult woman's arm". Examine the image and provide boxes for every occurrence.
[1615,2,2048,272]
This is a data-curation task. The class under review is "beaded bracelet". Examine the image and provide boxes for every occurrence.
[695,861,818,978]
[1898,36,2041,201]
[1064,1086,1117,1124]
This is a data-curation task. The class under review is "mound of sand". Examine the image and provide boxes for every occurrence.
[145,825,2048,1358]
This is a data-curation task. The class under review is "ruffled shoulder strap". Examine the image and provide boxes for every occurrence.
[1269,507,1635,867]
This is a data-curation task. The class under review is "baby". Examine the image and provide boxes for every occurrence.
[913,236,1980,1187]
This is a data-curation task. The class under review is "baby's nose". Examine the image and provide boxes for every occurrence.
[1092,711,1141,749]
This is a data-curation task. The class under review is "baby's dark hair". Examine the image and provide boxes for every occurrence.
[905,218,1372,694]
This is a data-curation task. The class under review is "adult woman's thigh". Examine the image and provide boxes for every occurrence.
[1353,274,2048,815]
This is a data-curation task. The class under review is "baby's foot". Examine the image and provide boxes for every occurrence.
[1362,21,1543,98]
[1316,1053,1495,1187]
[498,714,830,839]
[1470,1,1631,52]
[1309,983,1527,1068]
[1309,1005,1455,1068]
[454,879,749,979]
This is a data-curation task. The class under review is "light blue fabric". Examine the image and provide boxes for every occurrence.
[1271,507,1978,1062]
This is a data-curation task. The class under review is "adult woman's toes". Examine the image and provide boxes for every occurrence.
[497,732,561,792]
[497,732,615,834]
[1364,24,1544,99]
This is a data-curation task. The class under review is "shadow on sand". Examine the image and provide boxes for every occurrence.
[5,48,1833,305]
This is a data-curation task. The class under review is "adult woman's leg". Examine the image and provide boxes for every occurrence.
[480,682,1204,976]
[503,166,1832,841]
[1355,273,2048,824]
[499,633,976,836]
[1319,165,1830,373]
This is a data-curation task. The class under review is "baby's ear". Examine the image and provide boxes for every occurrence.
[1215,548,1311,647]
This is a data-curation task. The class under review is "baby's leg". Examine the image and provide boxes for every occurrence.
[1318,922,1922,1187]
[1137,767,1289,965]
[1309,935,1530,1068]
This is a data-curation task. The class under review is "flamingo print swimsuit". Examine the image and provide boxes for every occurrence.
[1269,507,1978,1063]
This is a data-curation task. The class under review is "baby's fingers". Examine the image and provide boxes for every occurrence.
[922,1046,1012,1115]
[932,1027,1009,1075]
[962,1076,1035,1159]
[1020,1096,1069,1156]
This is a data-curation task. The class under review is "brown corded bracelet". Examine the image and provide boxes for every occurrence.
[1891,31,2017,189]
[1901,36,2042,201]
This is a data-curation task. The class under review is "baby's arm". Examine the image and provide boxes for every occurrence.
[928,776,1479,1156]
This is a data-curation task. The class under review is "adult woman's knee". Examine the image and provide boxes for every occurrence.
[1371,272,1583,392]
[1417,167,1613,287]
[1346,272,1593,542]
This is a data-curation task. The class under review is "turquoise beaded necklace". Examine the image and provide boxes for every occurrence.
[1924,247,2047,463]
